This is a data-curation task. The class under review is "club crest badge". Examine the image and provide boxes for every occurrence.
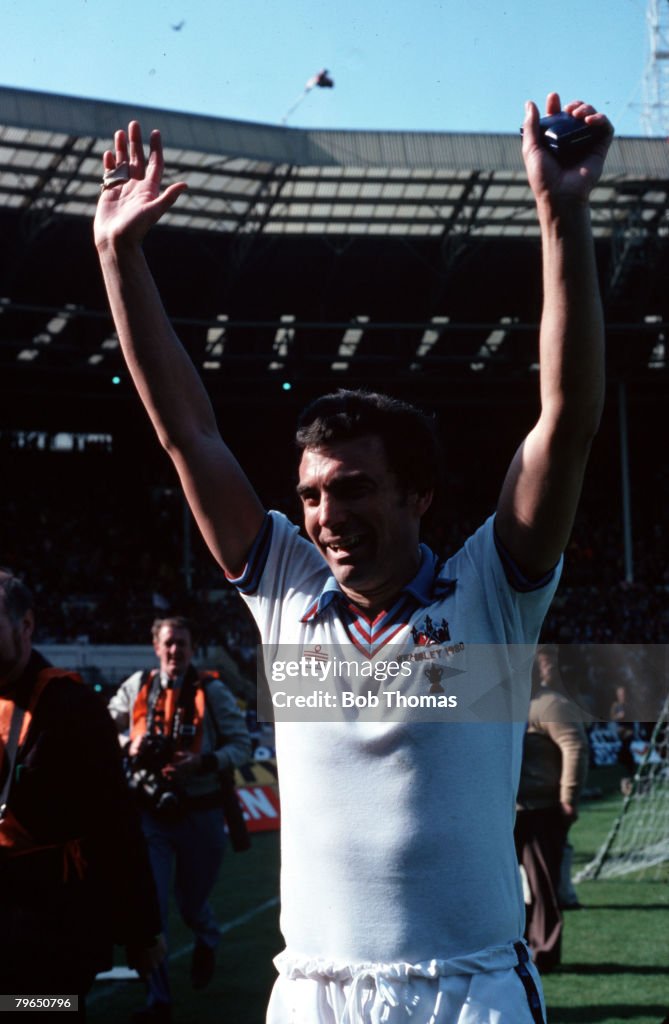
[411,615,451,647]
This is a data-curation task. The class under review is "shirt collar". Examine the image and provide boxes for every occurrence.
[160,671,182,690]
[301,543,456,622]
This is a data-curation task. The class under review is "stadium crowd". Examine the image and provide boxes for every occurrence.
[1,441,666,675]
[0,446,256,662]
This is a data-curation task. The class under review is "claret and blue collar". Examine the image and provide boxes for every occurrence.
[300,544,457,657]
[227,512,458,658]
[300,543,457,624]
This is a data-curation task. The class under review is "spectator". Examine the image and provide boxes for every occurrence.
[515,646,589,971]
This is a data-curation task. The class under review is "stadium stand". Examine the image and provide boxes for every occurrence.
[0,85,666,693]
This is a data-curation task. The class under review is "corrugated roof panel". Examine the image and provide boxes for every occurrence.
[393,204,424,220]
[0,171,39,189]
[309,203,335,219]
[287,202,310,218]
[337,181,363,199]
[1,125,29,144]
[296,180,337,198]
[9,149,46,169]
[0,85,666,245]
[64,182,99,202]
[79,155,104,176]
[0,86,662,173]
[61,200,93,216]
[401,183,427,200]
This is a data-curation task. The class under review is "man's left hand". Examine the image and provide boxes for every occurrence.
[522,92,613,206]
[162,751,202,781]
[560,801,579,826]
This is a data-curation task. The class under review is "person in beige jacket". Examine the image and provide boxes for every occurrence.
[515,646,589,972]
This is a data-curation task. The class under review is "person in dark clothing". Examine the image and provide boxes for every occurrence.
[515,647,589,972]
[0,571,164,1020]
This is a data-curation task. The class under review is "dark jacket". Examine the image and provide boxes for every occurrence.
[0,650,161,988]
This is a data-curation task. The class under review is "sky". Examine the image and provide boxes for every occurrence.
[0,0,654,136]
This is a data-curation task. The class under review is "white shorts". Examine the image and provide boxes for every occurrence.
[267,941,546,1024]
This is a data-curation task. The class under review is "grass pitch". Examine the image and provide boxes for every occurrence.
[541,766,669,1024]
[89,830,282,1023]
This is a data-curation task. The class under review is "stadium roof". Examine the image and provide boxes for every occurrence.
[0,85,667,428]
[1,85,669,238]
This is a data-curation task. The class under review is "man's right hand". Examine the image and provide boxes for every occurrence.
[93,121,265,581]
[94,121,187,252]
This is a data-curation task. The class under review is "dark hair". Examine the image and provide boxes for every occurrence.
[295,389,443,499]
[0,570,35,624]
[151,615,194,645]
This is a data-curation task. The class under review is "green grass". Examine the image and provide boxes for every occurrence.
[88,831,282,1024]
[88,767,669,1024]
[542,766,669,1024]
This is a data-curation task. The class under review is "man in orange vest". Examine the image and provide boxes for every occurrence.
[0,570,165,1018]
[108,615,251,1024]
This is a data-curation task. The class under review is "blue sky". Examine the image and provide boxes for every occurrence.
[2,0,651,135]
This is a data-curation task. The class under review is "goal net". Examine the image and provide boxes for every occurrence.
[576,695,669,880]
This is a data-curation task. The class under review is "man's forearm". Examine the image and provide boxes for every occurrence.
[550,721,589,806]
[537,195,605,439]
[94,124,266,576]
[97,239,219,451]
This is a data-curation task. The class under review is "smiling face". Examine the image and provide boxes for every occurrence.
[153,624,194,681]
[297,434,432,613]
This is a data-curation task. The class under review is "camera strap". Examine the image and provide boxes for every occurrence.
[0,669,88,876]
[1,669,75,816]
[0,702,24,818]
[133,669,205,751]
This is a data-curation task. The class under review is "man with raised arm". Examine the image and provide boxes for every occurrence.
[94,94,612,1024]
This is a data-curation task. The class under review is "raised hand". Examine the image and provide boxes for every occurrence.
[94,121,187,250]
[522,92,613,206]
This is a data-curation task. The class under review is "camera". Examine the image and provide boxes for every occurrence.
[125,733,182,819]
[521,112,607,165]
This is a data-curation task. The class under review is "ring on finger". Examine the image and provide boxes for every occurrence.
[101,163,130,191]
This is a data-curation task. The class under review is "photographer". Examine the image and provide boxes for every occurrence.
[108,616,251,1024]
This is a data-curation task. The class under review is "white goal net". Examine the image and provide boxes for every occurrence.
[576,695,669,880]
